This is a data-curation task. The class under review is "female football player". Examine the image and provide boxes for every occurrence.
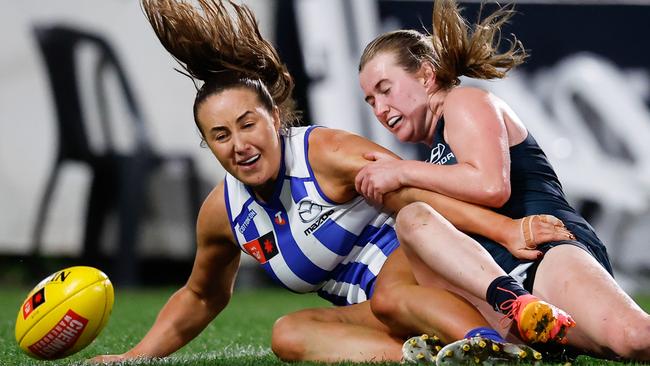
[91,0,575,363]
[356,0,650,360]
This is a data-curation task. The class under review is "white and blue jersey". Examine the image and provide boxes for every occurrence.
[223,126,399,306]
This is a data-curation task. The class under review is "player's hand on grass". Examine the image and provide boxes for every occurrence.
[88,354,130,363]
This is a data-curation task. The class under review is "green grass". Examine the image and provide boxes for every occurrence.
[1,286,648,366]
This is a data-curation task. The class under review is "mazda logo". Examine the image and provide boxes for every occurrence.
[298,200,323,223]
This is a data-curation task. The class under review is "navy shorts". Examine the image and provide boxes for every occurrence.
[475,234,613,293]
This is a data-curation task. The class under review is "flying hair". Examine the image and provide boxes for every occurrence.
[141,0,297,122]
[431,0,527,87]
[360,0,527,90]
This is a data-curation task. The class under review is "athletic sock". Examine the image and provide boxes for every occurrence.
[464,327,506,343]
[486,275,529,313]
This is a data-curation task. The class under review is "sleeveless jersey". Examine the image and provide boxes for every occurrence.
[429,118,612,276]
[223,126,399,306]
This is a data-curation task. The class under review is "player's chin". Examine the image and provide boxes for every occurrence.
[396,130,415,143]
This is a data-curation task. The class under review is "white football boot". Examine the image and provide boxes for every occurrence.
[435,336,543,365]
[402,334,444,363]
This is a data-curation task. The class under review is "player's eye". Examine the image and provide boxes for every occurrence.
[214,132,228,141]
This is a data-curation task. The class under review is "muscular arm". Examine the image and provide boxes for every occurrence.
[309,127,516,245]
[358,88,521,207]
[93,183,241,361]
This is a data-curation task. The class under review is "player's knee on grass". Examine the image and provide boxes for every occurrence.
[271,314,307,361]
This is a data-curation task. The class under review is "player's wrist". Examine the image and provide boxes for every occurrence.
[398,162,412,187]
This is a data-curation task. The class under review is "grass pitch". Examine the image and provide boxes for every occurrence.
[1,286,648,366]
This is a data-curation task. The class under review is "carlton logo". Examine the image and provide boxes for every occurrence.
[28,309,88,359]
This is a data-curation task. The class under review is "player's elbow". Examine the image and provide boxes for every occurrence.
[480,183,510,208]
[185,284,232,318]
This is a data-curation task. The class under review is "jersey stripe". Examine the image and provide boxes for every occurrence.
[224,126,399,305]
[289,177,309,203]
[370,226,399,257]
[268,205,331,285]
[278,181,343,272]
[313,219,358,256]
[319,281,367,305]
[266,252,318,292]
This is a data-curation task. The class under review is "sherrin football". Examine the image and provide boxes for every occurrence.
[15,266,114,360]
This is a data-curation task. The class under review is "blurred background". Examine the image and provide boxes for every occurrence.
[1,0,649,295]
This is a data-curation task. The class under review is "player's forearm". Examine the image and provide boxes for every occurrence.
[125,286,225,359]
[401,161,510,208]
[385,187,511,244]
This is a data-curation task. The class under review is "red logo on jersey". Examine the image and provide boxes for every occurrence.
[274,212,286,225]
[243,231,279,264]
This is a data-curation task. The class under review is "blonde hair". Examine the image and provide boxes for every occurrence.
[141,0,299,133]
[359,0,527,89]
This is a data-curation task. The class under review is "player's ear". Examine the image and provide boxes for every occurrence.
[273,106,281,133]
[418,61,437,92]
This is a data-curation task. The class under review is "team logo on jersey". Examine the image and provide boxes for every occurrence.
[298,199,324,223]
[427,143,456,165]
[304,209,334,236]
[243,231,278,264]
[274,212,286,225]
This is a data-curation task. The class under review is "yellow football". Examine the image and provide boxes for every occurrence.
[15,266,114,360]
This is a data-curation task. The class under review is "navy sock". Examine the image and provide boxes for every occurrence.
[486,275,529,313]
[464,327,506,343]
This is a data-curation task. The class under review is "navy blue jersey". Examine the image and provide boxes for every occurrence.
[428,118,612,277]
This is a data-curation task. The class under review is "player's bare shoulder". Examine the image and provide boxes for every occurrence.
[308,127,399,202]
[196,181,235,248]
[446,87,491,109]
[309,127,393,172]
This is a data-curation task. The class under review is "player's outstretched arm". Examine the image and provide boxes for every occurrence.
[89,183,241,362]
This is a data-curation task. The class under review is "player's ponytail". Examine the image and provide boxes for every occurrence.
[360,0,527,90]
[141,0,298,129]
[431,0,527,88]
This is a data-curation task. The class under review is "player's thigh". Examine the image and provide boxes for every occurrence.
[533,244,650,350]
[371,247,420,318]
[375,247,418,290]
[275,301,391,335]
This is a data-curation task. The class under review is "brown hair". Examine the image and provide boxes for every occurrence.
[141,0,298,136]
[359,0,527,90]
